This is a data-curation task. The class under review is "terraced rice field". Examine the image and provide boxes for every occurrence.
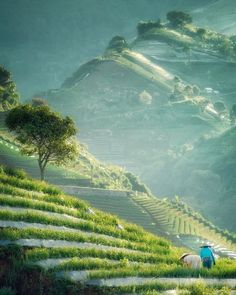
[133,194,236,255]
[1,167,236,294]
[66,186,236,258]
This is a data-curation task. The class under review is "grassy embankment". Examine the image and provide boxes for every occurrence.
[0,166,235,294]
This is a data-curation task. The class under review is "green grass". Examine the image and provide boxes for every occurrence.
[0,166,236,294]
[0,227,170,254]
[25,247,179,265]
[0,209,170,246]
[0,116,149,192]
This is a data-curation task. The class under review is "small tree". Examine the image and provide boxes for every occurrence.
[167,11,192,28]
[5,104,78,181]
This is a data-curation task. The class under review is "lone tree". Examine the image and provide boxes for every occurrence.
[5,104,78,180]
[167,11,192,28]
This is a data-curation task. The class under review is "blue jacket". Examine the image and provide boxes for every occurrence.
[200,247,215,264]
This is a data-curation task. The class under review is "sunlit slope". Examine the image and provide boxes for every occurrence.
[43,40,231,234]
[133,20,236,107]
[1,167,236,294]
[45,46,222,177]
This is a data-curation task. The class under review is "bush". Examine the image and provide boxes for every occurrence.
[167,11,192,27]
[137,20,162,36]
[1,166,28,179]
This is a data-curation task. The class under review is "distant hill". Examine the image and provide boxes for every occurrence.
[0,0,219,99]
[43,17,236,231]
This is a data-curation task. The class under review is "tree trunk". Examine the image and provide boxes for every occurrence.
[38,157,46,181]
[40,166,45,181]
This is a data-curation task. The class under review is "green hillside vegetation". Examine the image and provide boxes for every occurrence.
[0,111,149,193]
[0,167,236,294]
[136,11,236,60]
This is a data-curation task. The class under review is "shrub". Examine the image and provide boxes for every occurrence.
[1,166,28,179]
[137,20,162,36]
[167,11,192,28]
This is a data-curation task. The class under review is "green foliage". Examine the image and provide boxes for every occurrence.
[5,104,79,180]
[0,166,28,180]
[0,168,236,294]
[26,247,177,265]
[137,20,162,36]
[167,11,192,27]
[0,66,19,111]
[185,283,231,295]
[0,169,61,195]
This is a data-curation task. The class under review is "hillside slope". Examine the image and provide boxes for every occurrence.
[0,167,236,294]
[0,111,150,193]
[1,108,235,256]
[43,27,234,231]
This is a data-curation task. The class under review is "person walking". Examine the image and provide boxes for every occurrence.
[200,245,215,269]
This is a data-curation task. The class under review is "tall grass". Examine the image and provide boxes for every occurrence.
[25,247,180,265]
[0,190,170,248]
[0,209,171,249]
[0,172,60,195]
[0,227,170,253]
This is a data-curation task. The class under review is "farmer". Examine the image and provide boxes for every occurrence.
[200,245,216,269]
[179,253,201,269]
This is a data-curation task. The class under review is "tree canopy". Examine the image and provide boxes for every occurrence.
[137,20,162,36]
[167,11,192,27]
[5,104,78,180]
[0,65,19,110]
